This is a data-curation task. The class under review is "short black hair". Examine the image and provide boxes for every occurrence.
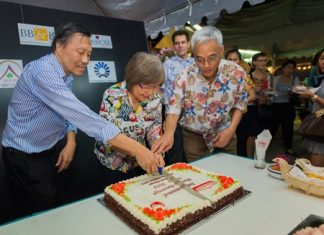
[281,59,296,68]
[172,29,189,43]
[225,48,242,60]
[51,22,91,52]
[252,52,266,62]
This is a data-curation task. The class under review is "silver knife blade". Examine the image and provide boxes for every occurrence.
[161,171,215,208]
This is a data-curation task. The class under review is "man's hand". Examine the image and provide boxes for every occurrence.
[134,148,158,174]
[108,133,161,174]
[151,132,174,154]
[56,142,76,173]
[213,128,235,148]
[151,113,179,154]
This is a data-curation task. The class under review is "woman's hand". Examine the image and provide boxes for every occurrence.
[154,153,165,168]
[294,89,314,99]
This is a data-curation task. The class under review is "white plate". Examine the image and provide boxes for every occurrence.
[292,86,307,93]
[267,164,283,180]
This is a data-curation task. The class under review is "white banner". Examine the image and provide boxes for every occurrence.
[87,61,117,83]
[18,23,55,46]
[90,34,113,49]
[0,60,23,88]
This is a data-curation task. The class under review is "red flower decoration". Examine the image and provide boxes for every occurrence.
[111,182,126,195]
[218,175,234,189]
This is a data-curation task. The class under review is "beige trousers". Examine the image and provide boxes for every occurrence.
[182,129,237,162]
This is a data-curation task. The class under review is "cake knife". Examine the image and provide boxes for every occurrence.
[159,169,216,208]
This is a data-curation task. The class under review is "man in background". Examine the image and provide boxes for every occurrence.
[162,29,195,164]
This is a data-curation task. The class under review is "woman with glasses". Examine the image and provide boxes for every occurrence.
[226,49,257,158]
[94,52,165,186]
[251,52,274,133]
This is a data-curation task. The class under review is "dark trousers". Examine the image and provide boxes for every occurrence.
[270,103,296,150]
[2,146,59,216]
[236,105,258,157]
[164,123,185,165]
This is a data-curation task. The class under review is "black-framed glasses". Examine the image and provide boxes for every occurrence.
[194,54,220,66]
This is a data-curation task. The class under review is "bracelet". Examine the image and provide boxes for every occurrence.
[311,94,318,102]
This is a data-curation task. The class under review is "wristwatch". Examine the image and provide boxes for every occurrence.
[311,94,318,102]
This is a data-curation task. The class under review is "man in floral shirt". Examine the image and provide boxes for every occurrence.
[162,29,195,165]
[152,26,248,162]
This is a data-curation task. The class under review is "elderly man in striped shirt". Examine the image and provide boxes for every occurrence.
[1,22,159,216]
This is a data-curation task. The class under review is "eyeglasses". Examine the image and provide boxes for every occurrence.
[194,54,220,66]
[256,59,268,63]
[138,83,162,92]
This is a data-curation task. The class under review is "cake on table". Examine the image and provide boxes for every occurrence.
[104,162,244,235]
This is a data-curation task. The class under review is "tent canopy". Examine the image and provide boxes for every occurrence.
[0,0,323,59]
[216,0,324,59]
[0,0,264,37]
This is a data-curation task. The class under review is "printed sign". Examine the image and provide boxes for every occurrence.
[18,23,55,46]
[87,61,117,83]
[0,60,23,88]
[91,34,113,49]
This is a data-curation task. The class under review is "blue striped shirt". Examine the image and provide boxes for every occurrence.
[2,53,120,153]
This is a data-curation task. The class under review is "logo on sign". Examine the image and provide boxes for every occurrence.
[18,23,55,46]
[0,60,23,88]
[87,61,117,83]
[34,27,49,41]
[94,62,110,78]
[90,34,113,49]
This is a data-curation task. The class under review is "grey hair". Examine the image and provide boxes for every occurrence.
[191,26,223,51]
[125,52,165,90]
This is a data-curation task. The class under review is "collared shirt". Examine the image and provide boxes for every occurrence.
[167,59,248,152]
[163,55,195,105]
[94,81,162,172]
[2,53,120,153]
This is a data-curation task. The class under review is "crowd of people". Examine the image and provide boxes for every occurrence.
[1,22,324,217]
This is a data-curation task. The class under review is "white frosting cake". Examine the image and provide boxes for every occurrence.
[104,163,243,235]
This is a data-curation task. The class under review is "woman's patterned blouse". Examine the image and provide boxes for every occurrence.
[94,81,162,172]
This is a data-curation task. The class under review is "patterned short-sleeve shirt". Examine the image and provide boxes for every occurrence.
[163,55,195,105]
[167,59,248,152]
[94,81,162,172]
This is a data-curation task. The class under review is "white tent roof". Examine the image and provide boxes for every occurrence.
[0,0,264,38]
[1,0,323,58]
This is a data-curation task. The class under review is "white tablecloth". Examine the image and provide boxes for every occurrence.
[1,153,323,235]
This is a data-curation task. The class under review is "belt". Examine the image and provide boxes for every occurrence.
[2,146,55,158]
[183,128,203,136]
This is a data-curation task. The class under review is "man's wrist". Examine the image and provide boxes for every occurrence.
[66,140,76,147]
[164,128,175,137]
